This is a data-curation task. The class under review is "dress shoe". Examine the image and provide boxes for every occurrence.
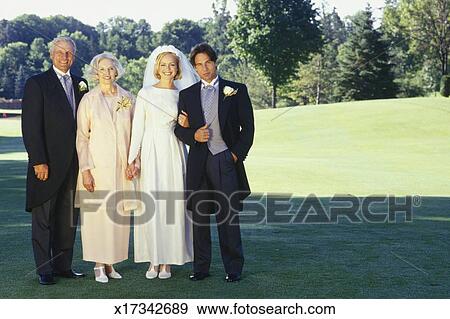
[146,265,159,279]
[189,272,210,281]
[53,270,85,279]
[94,266,108,283]
[158,270,171,279]
[158,265,171,279]
[225,274,241,282]
[106,265,122,280]
[39,274,56,285]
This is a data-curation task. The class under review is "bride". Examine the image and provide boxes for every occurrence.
[127,45,198,279]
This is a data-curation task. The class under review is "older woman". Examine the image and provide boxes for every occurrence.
[76,52,135,283]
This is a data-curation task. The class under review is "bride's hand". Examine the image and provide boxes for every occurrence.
[177,111,190,128]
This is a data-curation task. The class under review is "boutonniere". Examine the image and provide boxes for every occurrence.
[223,86,238,100]
[116,96,132,112]
[78,81,88,93]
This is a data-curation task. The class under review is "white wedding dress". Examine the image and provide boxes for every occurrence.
[128,86,193,265]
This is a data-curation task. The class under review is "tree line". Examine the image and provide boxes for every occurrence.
[0,0,449,108]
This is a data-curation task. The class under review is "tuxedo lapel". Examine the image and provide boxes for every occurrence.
[71,76,82,110]
[218,77,231,131]
[46,68,75,121]
[190,81,206,126]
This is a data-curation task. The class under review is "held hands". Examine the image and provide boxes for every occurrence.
[177,111,190,128]
[82,170,95,192]
[126,161,140,180]
[194,124,210,143]
[33,164,49,181]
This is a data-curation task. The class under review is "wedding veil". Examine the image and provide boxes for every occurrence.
[142,45,199,90]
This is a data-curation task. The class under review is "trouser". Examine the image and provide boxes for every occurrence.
[31,161,78,275]
[190,149,244,276]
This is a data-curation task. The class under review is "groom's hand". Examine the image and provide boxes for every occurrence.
[194,124,210,143]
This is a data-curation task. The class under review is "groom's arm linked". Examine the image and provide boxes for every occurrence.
[174,90,198,146]
[229,83,255,162]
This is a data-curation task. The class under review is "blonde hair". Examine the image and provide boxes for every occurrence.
[154,52,182,80]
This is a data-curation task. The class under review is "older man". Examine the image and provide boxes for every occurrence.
[21,37,88,285]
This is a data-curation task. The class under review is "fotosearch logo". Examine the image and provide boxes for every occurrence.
[241,193,419,225]
[75,191,420,226]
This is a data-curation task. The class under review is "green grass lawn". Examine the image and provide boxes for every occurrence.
[247,97,450,196]
[0,97,449,298]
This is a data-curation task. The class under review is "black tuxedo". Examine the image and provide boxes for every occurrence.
[174,77,254,276]
[175,78,254,208]
[21,68,88,274]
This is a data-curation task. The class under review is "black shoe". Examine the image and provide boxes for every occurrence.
[189,272,210,281]
[53,270,85,279]
[225,274,241,282]
[39,274,56,285]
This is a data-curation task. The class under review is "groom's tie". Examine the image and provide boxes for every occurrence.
[202,85,216,125]
[62,75,76,118]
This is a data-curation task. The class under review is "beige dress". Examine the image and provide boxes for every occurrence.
[76,84,135,264]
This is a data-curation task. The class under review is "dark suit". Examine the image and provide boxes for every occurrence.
[21,68,88,275]
[174,78,254,276]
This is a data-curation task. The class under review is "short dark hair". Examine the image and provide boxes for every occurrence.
[189,43,218,66]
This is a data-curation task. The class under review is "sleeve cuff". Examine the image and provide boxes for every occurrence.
[80,165,94,172]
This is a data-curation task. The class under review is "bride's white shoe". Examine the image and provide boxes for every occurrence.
[158,265,171,279]
[146,265,159,279]
[106,265,122,279]
[94,266,108,283]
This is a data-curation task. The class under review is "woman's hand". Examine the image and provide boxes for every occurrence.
[126,161,140,180]
[177,111,190,128]
[82,170,95,192]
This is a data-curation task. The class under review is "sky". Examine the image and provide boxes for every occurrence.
[2,0,387,31]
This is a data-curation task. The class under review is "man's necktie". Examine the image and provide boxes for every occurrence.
[202,85,216,125]
[62,75,75,118]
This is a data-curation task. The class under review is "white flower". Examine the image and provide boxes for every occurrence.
[78,81,88,92]
[223,85,238,98]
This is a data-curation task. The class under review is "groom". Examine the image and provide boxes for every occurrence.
[175,43,254,282]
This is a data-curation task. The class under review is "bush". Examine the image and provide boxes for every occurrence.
[440,75,450,97]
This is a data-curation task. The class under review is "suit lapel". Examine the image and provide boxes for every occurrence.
[190,81,206,126]
[218,77,231,131]
[46,68,75,121]
[72,76,82,111]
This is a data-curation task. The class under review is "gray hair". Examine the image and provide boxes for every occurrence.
[49,36,77,55]
[87,52,125,81]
